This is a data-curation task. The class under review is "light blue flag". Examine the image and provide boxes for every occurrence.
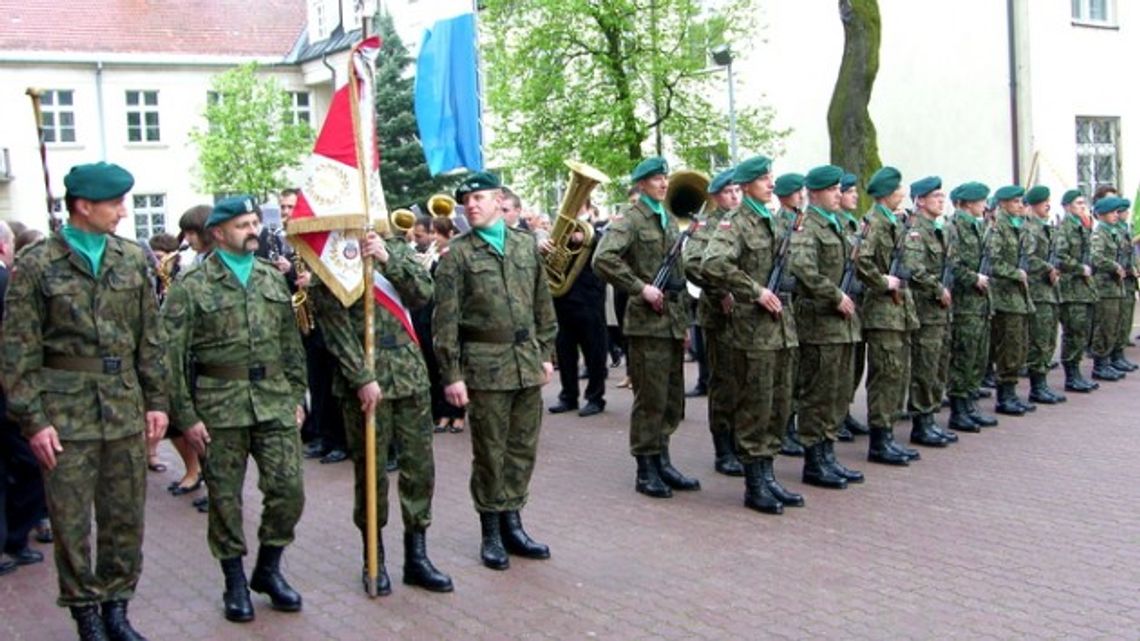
[414,12,484,175]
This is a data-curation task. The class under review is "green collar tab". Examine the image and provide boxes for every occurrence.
[61,224,107,276]
[640,194,668,230]
[215,248,255,287]
[473,218,508,255]
[743,196,771,219]
[809,205,842,233]
[874,203,898,226]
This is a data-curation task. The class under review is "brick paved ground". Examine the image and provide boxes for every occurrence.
[3,353,1139,640]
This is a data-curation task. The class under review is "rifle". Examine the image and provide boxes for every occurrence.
[939,230,955,296]
[1079,228,1093,283]
[766,209,802,293]
[839,218,866,296]
[1044,226,1061,284]
[651,204,705,303]
[886,218,912,304]
[978,226,995,276]
[1016,228,1031,292]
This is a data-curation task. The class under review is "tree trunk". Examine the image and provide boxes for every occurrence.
[827,0,882,213]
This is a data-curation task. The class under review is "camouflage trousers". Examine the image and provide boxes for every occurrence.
[1026,302,1059,375]
[1117,289,1136,350]
[732,348,794,461]
[45,434,145,607]
[850,339,866,403]
[1059,302,1093,364]
[863,330,911,428]
[795,343,854,447]
[1092,297,1123,358]
[468,386,543,513]
[991,312,1028,384]
[203,422,304,560]
[705,326,737,438]
[909,323,948,414]
[342,391,435,552]
[948,313,990,398]
[627,336,685,456]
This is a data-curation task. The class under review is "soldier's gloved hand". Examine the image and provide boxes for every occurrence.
[541,361,554,386]
[357,381,382,415]
[641,283,665,313]
[362,232,390,266]
[837,293,856,318]
[756,288,782,315]
[975,274,990,291]
[884,275,902,291]
[444,381,469,408]
[145,411,169,442]
[184,422,211,457]
[29,426,63,471]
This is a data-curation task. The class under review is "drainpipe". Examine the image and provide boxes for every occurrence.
[95,60,107,160]
[1006,0,1020,184]
[322,52,337,91]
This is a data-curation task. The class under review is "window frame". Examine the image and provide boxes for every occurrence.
[40,89,77,144]
[1074,116,1121,199]
[125,90,161,143]
[289,91,312,126]
[132,193,167,240]
[1071,0,1118,28]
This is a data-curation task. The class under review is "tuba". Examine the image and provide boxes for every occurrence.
[427,193,456,218]
[665,169,713,228]
[544,160,609,297]
[390,207,417,234]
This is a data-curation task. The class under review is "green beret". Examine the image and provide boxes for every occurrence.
[948,185,961,201]
[840,172,857,192]
[1118,198,1131,211]
[1093,197,1120,215]
[454,171,502,201]
[773,173,805,197]
[866,166,902,198]
[708,168,735,194]
[630,157,668,183]
[64,162,134,201]
[206,195,258,228]
[804,165,843,191]
[955,182,990,203]
[1025,185,1050,205]
[1061,189,1083,206]
[994,185,1025,201]
[910,176,942,199]
[732,155,772,184]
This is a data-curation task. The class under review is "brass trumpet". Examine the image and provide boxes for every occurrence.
[427,193,456,217]
[390,207,417,234]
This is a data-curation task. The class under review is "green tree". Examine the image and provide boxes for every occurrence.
[374,10,458,208]
[190,63,313,202]
[827,0,883,213]
[482,0,785,203]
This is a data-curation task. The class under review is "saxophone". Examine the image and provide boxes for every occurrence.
[291,254,316,336]
[156,244,187,296]
[545,160,609,297]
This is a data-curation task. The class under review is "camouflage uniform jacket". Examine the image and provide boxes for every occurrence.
[701,208,798,353]
[989,211,1036,315]
[1054,214,1097,304]
[902,215,951,326]
[1,232,169,440]
[949,210,992,316]
[433,226,557,391]
[1025,217,1059,304]
[593,199,687,339]
[312,238,432,401]
[790,207,861,344]
[1118,222,1138,295]
[682,206,732,330]
[855,206,919,331]
[1092,222,1124,300]
[163,254,307,430]
[842,212,865,303]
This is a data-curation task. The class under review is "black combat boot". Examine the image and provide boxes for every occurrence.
[759,457,804,507]
[1111,349,1138,372]
[885,431,921,461]
[779,414,805,457]
[1063,362,1094,393]
[821,441,864,483]
[836,423,855,442]
[711,431,744,477]
[403,529,454,592]
[1092,357,1125,381]
[742,461,783,514]
[219,557,254,622]
[948,397,981,433]
[658,444,701,491]
[634,455,672,498]
[478,512,509,570]
[981,365,997,389]
[910,414,947,446]
[868,428,910,465]
[802,443,847,489]
[966,397,999,427]
[1028,373,1061,404]
[501,511,551,559]
[970,387,993,399]
[360,536,392,596]
[249,545,302,612]
[100,601,147,641]
[843,413,870,436]
[71,605,109,641]
[994,382,1026,416]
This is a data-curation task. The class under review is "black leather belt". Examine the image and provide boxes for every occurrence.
[43,355,130,375]
[459,327,532,344]
[195,363,279,382]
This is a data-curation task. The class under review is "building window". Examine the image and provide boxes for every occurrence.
[1072,0,1114,25]
[41,90,76,143]
[126,90,160,142]
[289,92,312,126]
[133,194,166,240]
[1075,116,1120,198]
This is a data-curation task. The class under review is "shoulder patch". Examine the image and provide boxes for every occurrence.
[908,231,921,239]
[610,214,624,222]
[719,220,732,230]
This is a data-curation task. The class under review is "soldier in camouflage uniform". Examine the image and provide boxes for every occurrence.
[773,172,807,456]
[1089,197,1129,380]
[1053,190,1099,391]
[839,173,870,439]
[1,162,169,641]
[855,166,926,464]
[702,155,803,514]
[1023,186,1067,404]
[433,171,557,570]
[790,165,863,489]
[311,230,453,594]
[1111,200,1139,372]
[988,186,1037,415]
[946,183,1000,431]
[163,196,307,623]
[902,177,959,445]
[681,168,743,476]
[594,157,702,498]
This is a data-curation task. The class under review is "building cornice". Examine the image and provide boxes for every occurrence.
[0,50,293,66]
